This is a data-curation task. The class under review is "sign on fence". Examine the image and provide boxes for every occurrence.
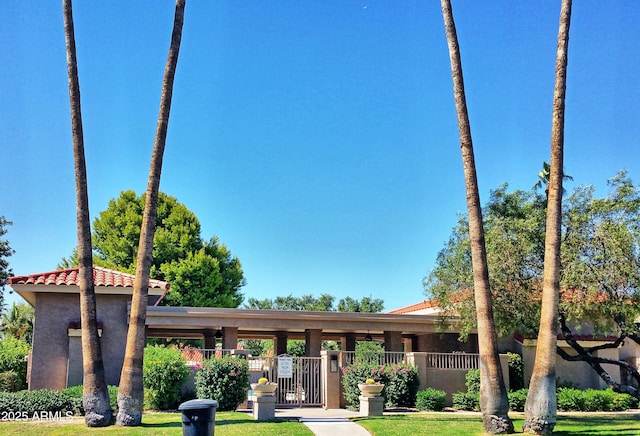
[277,355,293,378]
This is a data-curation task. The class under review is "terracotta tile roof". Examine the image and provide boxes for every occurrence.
[388,299,438,314]
[7,266,169,290]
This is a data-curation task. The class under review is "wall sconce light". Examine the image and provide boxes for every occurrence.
[330,354,338,373]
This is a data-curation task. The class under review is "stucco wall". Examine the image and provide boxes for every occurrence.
[30,293,131,390]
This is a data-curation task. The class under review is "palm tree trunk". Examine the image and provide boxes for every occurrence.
[116,0,185,426]
[524,1,572,434]
[440,1,513,433]
[63,0,112,427]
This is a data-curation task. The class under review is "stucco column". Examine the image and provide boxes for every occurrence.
[222,327,238,350]
[403,336,415,353]
[305,329,322,357]
[322,350,341,409]
[341,333,356,352]
[203,329,216,349]
[383,330,403,352]
[274,332,288,356]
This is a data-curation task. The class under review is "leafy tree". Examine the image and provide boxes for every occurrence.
[425,171,640,400]
[337,296,384,313]
[244,294,383,312]
[0,303,34,344]
[61,191,244,309]
[0,216,15,309]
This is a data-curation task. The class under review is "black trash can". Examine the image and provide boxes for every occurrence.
[178,399,218,436]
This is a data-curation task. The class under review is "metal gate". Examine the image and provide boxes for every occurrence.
[260,355,323,407]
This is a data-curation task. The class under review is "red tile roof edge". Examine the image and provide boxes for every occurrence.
[388,299,438,314]
[7,266,169,290]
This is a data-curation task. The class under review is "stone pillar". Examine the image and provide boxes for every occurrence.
[383,331,403,352]
[359,395,384,416]
[222,327,238,350]
[305,329,322,357]
[203,329,216,350]
[274,332,288,356]
[252,395,276,420]
[341,333,356,352]
[322,350,341,409]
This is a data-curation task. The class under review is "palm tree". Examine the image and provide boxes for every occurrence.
[0,302,34,343]
[524,1,572,434]
[440,1,513,433]
[62,0,112,426]
[116,0,186,426]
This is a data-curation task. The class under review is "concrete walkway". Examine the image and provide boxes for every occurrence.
[276,407,371,436]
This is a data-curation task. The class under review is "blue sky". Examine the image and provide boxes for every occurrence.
[2,2,639,311]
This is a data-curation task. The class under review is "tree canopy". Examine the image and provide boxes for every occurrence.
[425,171,640,397]
[244,294,384,313]
[60,190,245,308]
[0,216,15,309]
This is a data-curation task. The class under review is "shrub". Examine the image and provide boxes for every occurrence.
[0,389,75,415]
[508,388,528,412]
[385,365,420,408]
[341,364,390,410]
[143,345,189,410]
[611,391,638,411]
[0,338,29,391]
[416,388,446,411]
[62,385,119,416]
[465,369,480,394]
[195,356,249,411]
[452,392,479,411]
[507,352,524,391]
[354,341,385,365]
[0,371,21,393]
[556,387,585,411]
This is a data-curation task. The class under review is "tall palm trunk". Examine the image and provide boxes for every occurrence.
[116,0,185,426]
[440,1,513,433]
[524,1,572,434]
[63,0,112,427]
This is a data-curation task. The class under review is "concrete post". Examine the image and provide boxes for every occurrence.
[359,395,384,416]
[322,350,341,409]
[305,329,322,357]
[252,395,276,420]
[342,333,356,352]
[203,329,216,350]
[383,331,403,352]
[222,327,238,350]
[274,332,288,356]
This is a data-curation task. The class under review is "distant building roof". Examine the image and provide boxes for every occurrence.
[388,299,441,315]
[6,266,169,307]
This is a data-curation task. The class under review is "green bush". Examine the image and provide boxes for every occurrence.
[416,388,446,411]
[465,369,480,394]
[143,345,189,410]
[0,390,75,415]
[507,388,528,412]
[452,392,479,411]
[507,352,524,391]
[0,371,21,393]
[556,388,637,412]
[385,365,420,408]
[62,385,118,416]
[195,356,249,411]
[611,391,638,411]
[341,364,390,410]
[0,338,29,391]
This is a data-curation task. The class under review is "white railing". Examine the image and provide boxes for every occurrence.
[425,352,479,370]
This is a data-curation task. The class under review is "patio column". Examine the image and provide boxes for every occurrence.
[383,330,403,352]
[274,332,288,356]
[203,329,216,349]
[403,336,415,353]
[305,329,322,357]
[222,327,238,349]
[341,333,356,352]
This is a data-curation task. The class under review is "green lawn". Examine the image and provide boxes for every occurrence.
[2,411,640,435]
[354,412,640,435]
[0,412,312,436]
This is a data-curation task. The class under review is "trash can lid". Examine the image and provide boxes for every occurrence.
[178,399,219,410]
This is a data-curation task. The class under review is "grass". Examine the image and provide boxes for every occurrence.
[2,411,640,435]
[0,412,312,436]
[354,412,640,435]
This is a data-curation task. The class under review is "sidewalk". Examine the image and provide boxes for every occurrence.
[276,407,371,436]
